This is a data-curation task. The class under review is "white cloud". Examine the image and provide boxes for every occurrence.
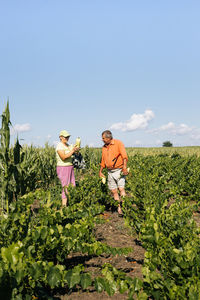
[190,128,200,140]
[190,134,200,140]
[135,140,142,145]
[155,139,162,145]
[160,122,175,131]
[150,122,194,135]
[11,123,31,135]
[110,110,155,132]
[53,140,59,146]
[47,134,51,139]
[177,124,193,135]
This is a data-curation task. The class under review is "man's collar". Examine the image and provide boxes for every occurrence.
[103,139,114,147]
[110,139,114,145]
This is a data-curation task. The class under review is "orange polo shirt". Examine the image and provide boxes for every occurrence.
[100,139,128,170]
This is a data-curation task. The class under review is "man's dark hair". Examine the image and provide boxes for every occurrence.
[102,130,113,139]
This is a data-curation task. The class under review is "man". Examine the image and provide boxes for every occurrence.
[99,130,128,215]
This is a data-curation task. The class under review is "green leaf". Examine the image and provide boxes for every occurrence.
[137,291,148,300]
[65,269,81,289]
[40,226,48,240]
[80,273,92,289]
[64,238,73,251]
[15,269,24,284]
[94,277,105,293]
[172,266,181,275]
[119,280,129,294]
[29,262,43,280]
[133,277,143,292]
[32,230,40,241]
[14,294,23,300]
[1,242,23,271]
[188,288,199,300]
[0,265,3,278]
[47,266,62,288]
[104,280,117,296]
[173,248,183,254]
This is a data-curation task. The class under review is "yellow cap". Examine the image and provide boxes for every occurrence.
[59,130,71,137]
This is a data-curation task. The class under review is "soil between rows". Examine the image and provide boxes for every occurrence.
[56,204,200,299]
[58,211,145,300]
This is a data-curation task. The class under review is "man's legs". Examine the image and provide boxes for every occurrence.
[108,169,125,215]
[119,187,126,197]
[111,188,120,201]
[111,188,123,214]
[118,187,126,214]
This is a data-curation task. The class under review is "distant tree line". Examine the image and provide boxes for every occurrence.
[162,141,173,147]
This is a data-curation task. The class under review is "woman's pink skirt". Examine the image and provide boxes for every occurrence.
[56,166,76,199]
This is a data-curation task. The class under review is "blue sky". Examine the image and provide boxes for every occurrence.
[0,0,200,147]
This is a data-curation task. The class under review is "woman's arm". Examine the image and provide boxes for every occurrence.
[57,146,79,161]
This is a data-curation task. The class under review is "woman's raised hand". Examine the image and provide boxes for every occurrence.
[73,146,80,153]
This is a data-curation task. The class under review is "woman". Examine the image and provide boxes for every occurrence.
[56,130,79,206]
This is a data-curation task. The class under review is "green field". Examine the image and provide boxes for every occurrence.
[1,103,200,299]
[126,146,200,157]
[84,145,200,158]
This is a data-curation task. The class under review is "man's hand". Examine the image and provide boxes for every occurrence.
[99,171,106,184]
[99,171,105,178]
[122,167,129,176]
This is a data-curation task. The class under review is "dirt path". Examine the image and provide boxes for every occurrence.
[60,211,145,300]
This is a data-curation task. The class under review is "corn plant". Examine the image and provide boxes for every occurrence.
[0,101,13,213]
[0,102,27,213]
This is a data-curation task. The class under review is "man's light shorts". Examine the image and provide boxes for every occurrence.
[108,168,125,190]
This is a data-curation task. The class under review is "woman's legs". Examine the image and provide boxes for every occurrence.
[62,195,67,206]
[57,166,76,206]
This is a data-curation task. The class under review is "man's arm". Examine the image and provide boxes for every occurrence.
[99,165,105,178]
[99,151,106,178]
[122,158,128,175]
[118,141,128,175]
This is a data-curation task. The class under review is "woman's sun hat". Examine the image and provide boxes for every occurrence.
[59,130,71,137]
